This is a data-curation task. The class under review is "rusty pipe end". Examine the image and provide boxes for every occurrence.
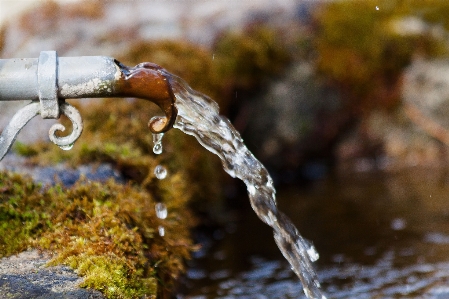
[114,60,177,134]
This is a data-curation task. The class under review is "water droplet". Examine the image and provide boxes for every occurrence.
[375,5,379,10]
[59,144,74,151]
[158,225,165,237]
[155,203,167,219]
[391,218,406,230]
[153,144,162,155]
[152,133,164,155]
[154,165,168,180]
[149,116,168,133]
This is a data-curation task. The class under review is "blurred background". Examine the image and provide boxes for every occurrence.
[2,0,449,298]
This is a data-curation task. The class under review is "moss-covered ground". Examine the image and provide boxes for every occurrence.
[0,170,196,299]
[3,96,209,298]
[0,93,212,299]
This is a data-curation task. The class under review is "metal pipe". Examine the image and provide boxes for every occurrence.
[0,52,176,131]
[0,51,177,161]
[0,55,119,101]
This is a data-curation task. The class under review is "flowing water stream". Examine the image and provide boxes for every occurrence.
[118,62,323,296]
[151,70,325,298]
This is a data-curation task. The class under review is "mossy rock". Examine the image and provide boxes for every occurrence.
[0,171,196,299]
[0,250,105,299]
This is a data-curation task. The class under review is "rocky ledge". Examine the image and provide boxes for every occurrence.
[0,250,104,299]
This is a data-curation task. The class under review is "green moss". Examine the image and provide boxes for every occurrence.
[0,173,46,256]
[0,171,196,299]
[13,141,39,157]
[64,255,157,299]
[0,25,5,55]
[213,25,291,91]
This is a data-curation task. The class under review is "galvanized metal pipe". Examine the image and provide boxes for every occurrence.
[0,54,121,102]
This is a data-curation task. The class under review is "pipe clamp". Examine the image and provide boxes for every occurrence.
[38,51,60,119]
[0,52,177,161]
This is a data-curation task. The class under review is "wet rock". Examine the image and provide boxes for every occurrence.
[403,59,449,122]
[0,250,104,299]
[0,154,124,187]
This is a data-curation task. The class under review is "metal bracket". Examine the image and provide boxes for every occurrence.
[0,50,83,161]
[38,51,60,119]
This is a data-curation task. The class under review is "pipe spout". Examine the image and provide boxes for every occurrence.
[0,52,177,133]
[113,61,177,134]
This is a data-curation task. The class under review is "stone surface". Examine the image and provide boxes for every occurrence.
[0,250,105,299]
[0,154,124,187]
[403,59,449,126]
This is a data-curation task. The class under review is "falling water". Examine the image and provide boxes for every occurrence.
[155,202,168,219]
[154,165,168,180]
[155,202,167,237]
[153,133,164,154]
[158,225,165,237]
[155,70,325,299]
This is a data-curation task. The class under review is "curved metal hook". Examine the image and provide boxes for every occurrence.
[0,102,40,160]
[0,101,84,160]
[48,102,83,150]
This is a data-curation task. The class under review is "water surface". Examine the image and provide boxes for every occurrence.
[181,168,449,298]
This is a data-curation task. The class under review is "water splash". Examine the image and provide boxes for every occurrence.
[160,71,325,298]
[305,239,320,262]
[154,165,168,180]
[155,202,168,219]
[152,133,164,154]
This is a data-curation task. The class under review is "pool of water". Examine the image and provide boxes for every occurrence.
[180,168,449,298]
